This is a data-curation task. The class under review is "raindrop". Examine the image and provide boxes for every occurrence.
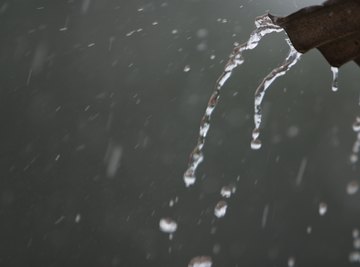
[353,228,359,239]
[159,218,178,234]
[75,213,81,223]
[346,180,359,195]
[354,238,360,249]
[318,202,327,216]
[214,200,227,218]
[184,65,191,72]
[288,256,295,267]
[188,256,212,267]
[349,251,360,263]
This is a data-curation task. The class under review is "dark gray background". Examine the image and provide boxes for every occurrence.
[1,0,360,266]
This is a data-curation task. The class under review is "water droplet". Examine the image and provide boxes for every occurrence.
[183,170,196,187]
[251,139,262,150]
[306,226,312,234]
[354,238,360,249]
[184,65,191,72]
[353,228,359,239]
[350,154,358,163]
[188,256,212,267]
[352,117,360,132]
[318,202,327,216]
[75,213,81,223]
[220,185,236,198]
[288,256,295,267]
[347,180,359,195]
[330,66,339,92]
[214,200,227,218]
[159,217,178,234]
[252,128,260,139]
[349,251,360,263]
[212,244,221,254]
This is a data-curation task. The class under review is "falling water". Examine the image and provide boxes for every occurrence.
[251,38,302,150]
[183,14,283,187]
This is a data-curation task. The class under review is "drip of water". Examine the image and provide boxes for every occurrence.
[330,66,339,92]
[251,38,302,150]
[183,14,283,186]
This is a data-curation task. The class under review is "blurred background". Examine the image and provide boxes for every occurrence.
[1,0,360,266]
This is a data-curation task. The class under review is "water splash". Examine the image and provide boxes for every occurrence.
[183,14,283,186]
[251,38,302,150]
[330,66,339,92]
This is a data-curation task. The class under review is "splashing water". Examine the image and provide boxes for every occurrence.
[183,14,283,186]
[330,66,339,92]
[251,38,302,150]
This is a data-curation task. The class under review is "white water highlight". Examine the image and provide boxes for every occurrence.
[330,66,339,92]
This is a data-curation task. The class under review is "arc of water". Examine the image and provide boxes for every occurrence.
[251,38,302,149]
[183,14,283,187]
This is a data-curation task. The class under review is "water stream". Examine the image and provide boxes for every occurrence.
[183,14,283,187]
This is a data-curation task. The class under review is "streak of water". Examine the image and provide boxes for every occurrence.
[183,14,283,186]
[251,38,302,149]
